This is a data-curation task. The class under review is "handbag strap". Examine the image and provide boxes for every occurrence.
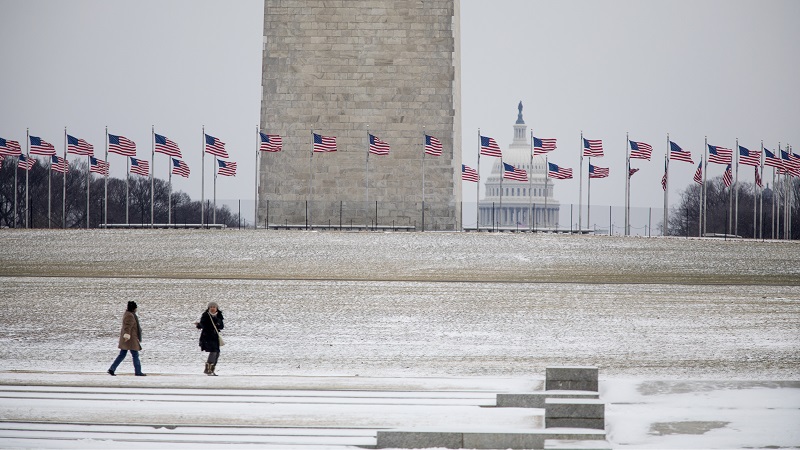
[207,311,220,335]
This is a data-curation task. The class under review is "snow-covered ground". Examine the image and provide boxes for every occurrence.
[0,229,798,448]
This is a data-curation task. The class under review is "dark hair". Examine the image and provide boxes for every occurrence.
[127,301,137,312]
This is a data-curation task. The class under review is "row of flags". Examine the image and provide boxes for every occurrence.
[0,132,239,179]
[459,133,798,188]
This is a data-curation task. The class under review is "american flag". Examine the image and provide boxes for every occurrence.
[480,135,502,157]
[722,164,733,187]
[461,164,478,182]
[547,162,572,179]
[532,137,556,155]
[29,136,56,155]
[661,160,668,191]
[669,141,694,163]
[217,159,237,176]
[260,132,282,152]
[738,145,760,167]
[130,157,149,176]
[369,134,390,155]
[629,167,640,177]
[205,134,228,158]
[693,161,703,185]
[424,134,442,156]
[583,138,603,157]
[0,137,22,156]
[589,164,609,179]
[778,151,791,175]
[67,135,94,156]
[707,145,732,164]
[789,152,800,177]
[502,162,528,181]
[18,154,35,170]
[754,165,762,188]
[51,155,68,173]
[89,156,109,175]
[154,133,182,158]
[108,134,136,156]
[629,140,653,160]
[313,133,337,152]
[764,148,782,169]
[171,158,190,178]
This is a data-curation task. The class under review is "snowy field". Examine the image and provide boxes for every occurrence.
[0,229,799,448]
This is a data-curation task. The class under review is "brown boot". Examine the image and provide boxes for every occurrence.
[204,363,211,374]
[207,363,217,376]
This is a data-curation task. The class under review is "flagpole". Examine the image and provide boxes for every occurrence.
[104,128,108,228]
[151,126,155,227]
[578,131,583,232]
[168,155,172,226]
[663,133,669,237]
[201,125,205,227]
[13,151,18,227]
[702,136,708,236]
[310,129,314,229]
[476,128,480,230]
[731,138,737,236]
[126,144,130,225]
[213,158,217,225]
[422,127,426,232]
[698,156,703,238]
[86,151,90,229]
[756,140,761,238]
[544,156,549,230]
[255,125,259,229]
[499,157,504,230]
[528,131,533,231]
[625,133,630,236]
[734,138,740,236]
[63,127,67,228]
[587,157,592,233]
[48,140,52,228]
[772,143,777,239]
[25,128,29,228]
[366,127,370,229]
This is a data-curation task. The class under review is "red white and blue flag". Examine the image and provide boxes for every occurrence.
[424,134,442,156]
[369,134,390,155]
[155,133,182,158]
[532,136,556,155]
[18,154,35,170]
[583,138,603,157]
[661,160,668,191]
[779,151,792,175]
[669,141,694,163]
[51,155,68,173]
[738,145,760,167]
[0,137,22,156]
[108,134,136,157]
[461,164,478,182]
[548,162,572,179]
[629,140,652,160]
[171,158,190,178]
[707,144,732,164]
[693,161,703,185]
[502,162,528,181]
[722,164,733,187]
[589,164,609,179]
[764,148,782,169]
[754,166,762,188]
[313,133,337,152]
[67,135,94,156]
[260,132,282,152]
[629,167,640,177]
[217,159,237,176]
[480,135,502,157]
[130,157,149,176]
[788,152,800,177]
[29,136,56,156]
[205,134,228,158]
[90,156,109,175]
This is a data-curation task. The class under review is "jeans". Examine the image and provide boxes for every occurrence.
[109,349,142,374]
[207,351,219,364]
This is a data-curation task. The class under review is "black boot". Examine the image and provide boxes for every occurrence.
[204,363,211,374]
[207,363,217,376]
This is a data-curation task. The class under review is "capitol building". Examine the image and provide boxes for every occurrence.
[478,103,560,229]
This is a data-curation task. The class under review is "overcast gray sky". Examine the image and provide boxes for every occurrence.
[2,0,798,223]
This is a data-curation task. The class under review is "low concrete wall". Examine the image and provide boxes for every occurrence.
[376,429,606,449]
[546,366,599,391]
[545,398,605,430]
[497,390,599,408]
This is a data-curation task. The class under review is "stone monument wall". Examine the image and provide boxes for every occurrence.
[259,0,461,230]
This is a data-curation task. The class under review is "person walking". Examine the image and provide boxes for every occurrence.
[195,301,224,376]
[107,301,146,376]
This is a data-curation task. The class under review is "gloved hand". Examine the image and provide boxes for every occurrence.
[123,333,130,341]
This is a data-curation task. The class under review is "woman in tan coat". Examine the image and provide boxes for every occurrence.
[107,301,146,376]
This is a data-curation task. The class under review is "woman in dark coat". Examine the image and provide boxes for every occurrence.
[107,301,146,376]
[195,301,224,376]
